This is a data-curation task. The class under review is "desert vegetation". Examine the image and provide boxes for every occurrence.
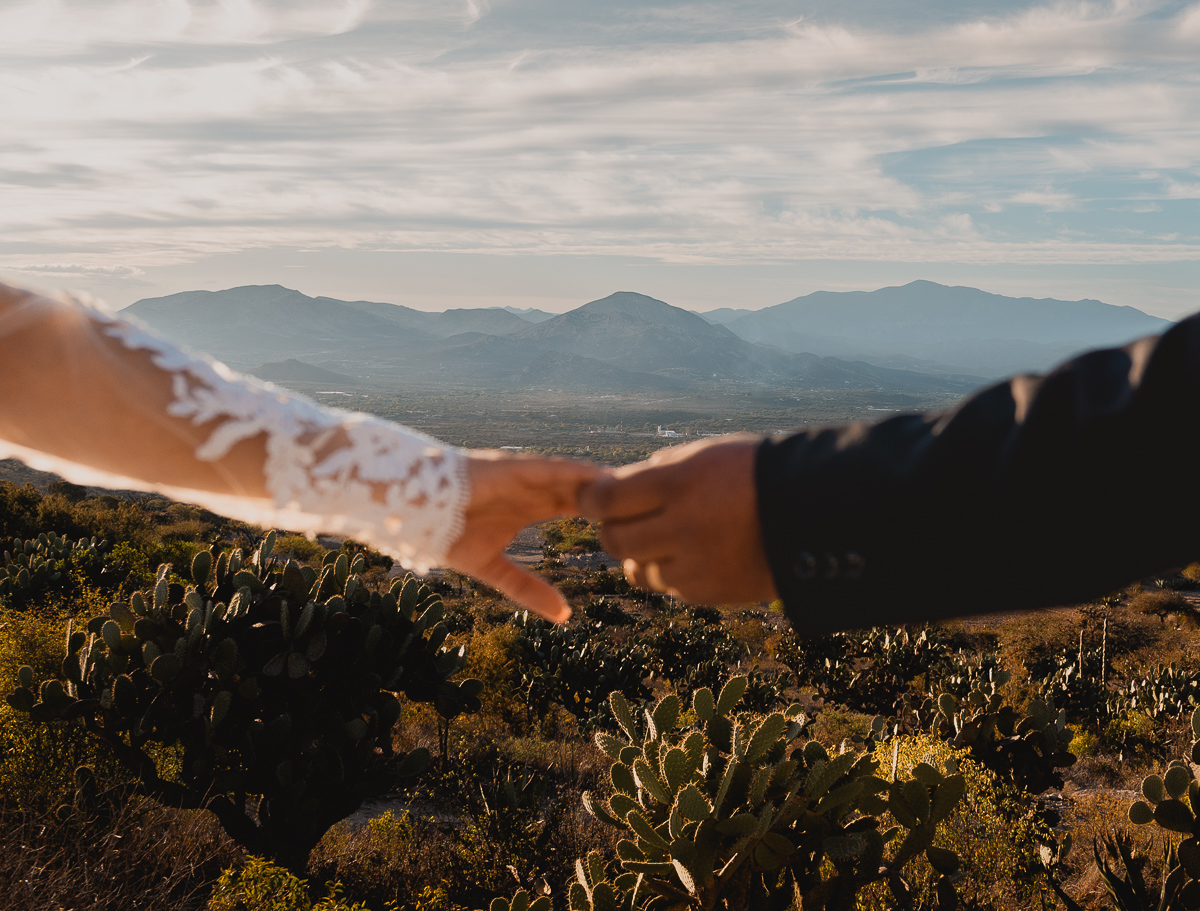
[5,475,1200,910]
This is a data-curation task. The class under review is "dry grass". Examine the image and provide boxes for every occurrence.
[0,797,239,911]
[1054,789,1173,910]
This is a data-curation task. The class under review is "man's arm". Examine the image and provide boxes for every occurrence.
[584,310,1200,635]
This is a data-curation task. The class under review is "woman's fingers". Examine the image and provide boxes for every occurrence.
[447,452,610,621]
[474,554,573,623]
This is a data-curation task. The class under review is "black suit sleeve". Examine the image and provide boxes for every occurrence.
[755,310,1200,636]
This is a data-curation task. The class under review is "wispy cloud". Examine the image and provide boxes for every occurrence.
[7,263,145,277]
[0,0,1196,289]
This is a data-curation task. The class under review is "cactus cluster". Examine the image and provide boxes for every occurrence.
[775,625,953,716]
[1,531,110,609]
[483,889,553,911]
[513,611,654,730]
[1116,707,1200,907]
[919,688,1075,795]
[553,676,969,910]
[6,531,480,872]
[1113,662,1200,721]
[645,622,748,697]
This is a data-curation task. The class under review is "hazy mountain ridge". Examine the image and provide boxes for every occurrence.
[123,281,1165,393]
[251,359,357,385]
[717,280,1170,376]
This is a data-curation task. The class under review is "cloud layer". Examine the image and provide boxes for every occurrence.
[1,0,1197,302]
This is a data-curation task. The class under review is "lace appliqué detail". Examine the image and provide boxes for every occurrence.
[84,294,466,573]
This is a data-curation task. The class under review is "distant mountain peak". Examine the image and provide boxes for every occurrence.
[580,291,675,314]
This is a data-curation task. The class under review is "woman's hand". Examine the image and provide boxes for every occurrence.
[446,451,610,622]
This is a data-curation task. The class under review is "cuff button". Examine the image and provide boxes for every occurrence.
[793,551,817,581]
[844,551,866,580]
[821,552,839,580]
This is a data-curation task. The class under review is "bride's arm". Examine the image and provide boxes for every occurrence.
[0,282,600,620]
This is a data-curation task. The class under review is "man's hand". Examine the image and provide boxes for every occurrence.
[578,436,778,605]
[447,451,610,623]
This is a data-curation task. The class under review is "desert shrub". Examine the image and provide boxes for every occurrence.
[997,609,1092,697]
[310,810,454,911]
[861,733,1057,909]
[461,622,523,724]
[1128,589,1193,622]
[1069,724,1101,758]
[727,616,768,653]
[209,855,369,911]
[1184,562,1200,585]
[0,706,123,811]
[807,703,875,747]
[540,518,600,554]
[274,533,327,566]
[0,481,155,549]
[0,611,123,808]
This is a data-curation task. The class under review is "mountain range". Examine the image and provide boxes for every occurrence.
[696,280,1169,376]
[123,281,1171,394]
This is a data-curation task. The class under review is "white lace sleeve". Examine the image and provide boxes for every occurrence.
[0,283,468,573]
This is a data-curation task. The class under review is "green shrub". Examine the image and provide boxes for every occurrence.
[541,518,601,554]
[863,733,1057,909]
[1068,724,1100,758]
[208,855,371,911]
[275,533,327,566]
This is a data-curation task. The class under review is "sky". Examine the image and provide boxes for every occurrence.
[0,0,1198,318]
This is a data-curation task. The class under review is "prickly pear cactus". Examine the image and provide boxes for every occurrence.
[513,611,653,730]
[481,889,553,911]
[927,688,1075,794]
[1124,707,1200,905]
[581,676,968,910]
[0,531,110,609]
[6,532,481,872]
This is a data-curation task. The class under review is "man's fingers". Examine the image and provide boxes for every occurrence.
[623,558,683,599]
[477,556,573,623]
[622,558,648,590]
[579,466,671,522]
[600,512,678,562]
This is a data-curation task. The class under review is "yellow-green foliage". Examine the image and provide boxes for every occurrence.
[208,856,374,911]
[1103,709,1158,756]
[1068,724,1100,758]
[0,612,107,805]
[540,518,600,553]
[0,610,182,807]
[859,734,1055,909]
[309,811,456,911]
[462,623,522,725]
[1184,563,1200,584]
[808,704,875,746]
[274,533,327,566]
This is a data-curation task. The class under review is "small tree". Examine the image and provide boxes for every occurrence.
[7,531,481,872]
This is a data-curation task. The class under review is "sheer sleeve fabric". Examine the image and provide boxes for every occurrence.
[0,282,468,573]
